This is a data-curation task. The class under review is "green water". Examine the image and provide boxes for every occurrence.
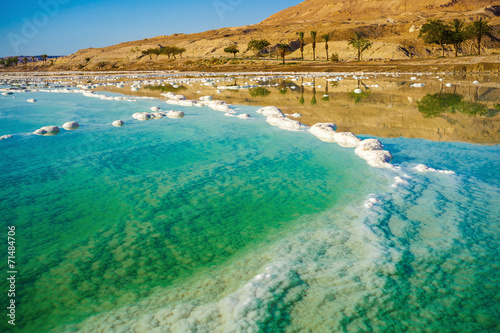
[0,91,375,332]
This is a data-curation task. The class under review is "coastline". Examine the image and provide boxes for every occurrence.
[2,55,500,75]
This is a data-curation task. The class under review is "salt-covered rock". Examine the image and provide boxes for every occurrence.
[199,96,213,101]
[357,138,384,151]
[0,135,13,140]
[151,112,164,119]
[112,120,124,127]
[33,126,60,136]
[150,106,161,112]
[309,123,338,142]
[166,111,185,119]
[132,112,152,121]
[332,132,361,147]
[178,100,195,107]
[354,139,393,168]
[237,114,250,119]
[27,98,36,103]
[266,115,303,132]
[257,106,284,117]
[62,121,79,130]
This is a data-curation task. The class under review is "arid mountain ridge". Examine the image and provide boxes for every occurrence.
[49,0,500,70]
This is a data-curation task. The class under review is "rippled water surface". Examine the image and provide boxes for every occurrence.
[0,85,499,333]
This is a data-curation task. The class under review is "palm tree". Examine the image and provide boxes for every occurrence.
[23,57,28,67]
[419,19,452,57]
[449,19,468,57]
[41,54,47,65]
[348,32,372,61]
[310,31,317,60]
[31,56,36,67]
[467,18,493,56]
[322,33,330,61]
[276,43,290,64]
[298,32,305,60]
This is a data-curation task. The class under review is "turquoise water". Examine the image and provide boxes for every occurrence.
[0,89,499,332]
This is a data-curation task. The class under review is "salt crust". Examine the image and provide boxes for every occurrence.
[33,126,60,136]
[414,164,456,175]
[62,122,79,130]
[257,106,305,132]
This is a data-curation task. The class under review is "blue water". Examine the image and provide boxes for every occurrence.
[0,89,499,333]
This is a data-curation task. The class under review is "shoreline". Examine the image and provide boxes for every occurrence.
[2,55,500,75]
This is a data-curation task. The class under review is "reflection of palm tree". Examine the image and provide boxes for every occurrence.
[311,78,317,105]
[322,82,329,101]
[299,78,304,105]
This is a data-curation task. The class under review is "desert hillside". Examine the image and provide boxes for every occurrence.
[15,0,500,71]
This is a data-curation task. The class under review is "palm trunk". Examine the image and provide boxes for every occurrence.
[441,43,445,57]
[312,43,316,60]
[300,45,304,60]
[282,54,285,64]
[454,44,458,57]
[358,49,361,61]
[325,44,329,61]
[477,37,481,56]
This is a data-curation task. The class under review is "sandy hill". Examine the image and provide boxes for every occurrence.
[49,0,500,71]
[262,0,494,24]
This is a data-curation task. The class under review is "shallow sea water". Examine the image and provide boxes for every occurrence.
[0,88,499,332]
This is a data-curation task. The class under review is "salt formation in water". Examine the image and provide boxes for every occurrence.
[355,139,393,168]
[237,114,250,119]
[414,164,456,175]
[309,123,361,147]
[27,98,36,103]
[132,112,166,121]
[166,111,185,119]
[258,106,304,132]
[150,106,161,112]
[112,120,124,127]
[0,134,13,140]
[62,122,79,130]
[33,126,60,136]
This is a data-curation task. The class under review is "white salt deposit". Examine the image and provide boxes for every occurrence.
[414,164,456,175]
[354,139,393,168]
[33,126,60,136]
[309,123,338,142]
[112,120,124,127]
[62,121,79,130]
[0,134,13,140]
[237,114,250,119]
[166,111,185,119]
[258,106,304,132]
[27,98,36,103]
